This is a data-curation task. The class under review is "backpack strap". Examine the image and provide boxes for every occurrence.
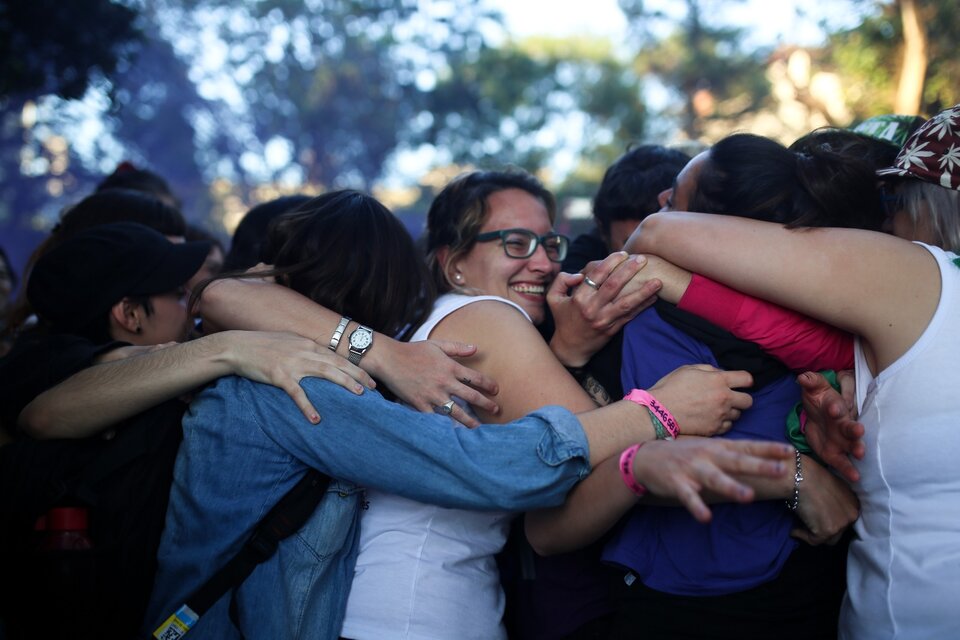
[151,469,331,639]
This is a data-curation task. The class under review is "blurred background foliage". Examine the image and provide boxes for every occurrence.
[1,0,957,270]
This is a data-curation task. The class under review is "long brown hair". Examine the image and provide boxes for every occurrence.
[196,190,434,341]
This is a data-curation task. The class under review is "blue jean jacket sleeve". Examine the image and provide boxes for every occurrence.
[234,377,591,512]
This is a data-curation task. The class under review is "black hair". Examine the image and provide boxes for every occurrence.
[54,189,187,240]
[96,161,181,210]
[184,224,224,252]
[425,169,556,293]
[197,190,433,342]
[790,128,900,174]
[592,145,690,236]
[223,195,312,271]
[688,133,883,231]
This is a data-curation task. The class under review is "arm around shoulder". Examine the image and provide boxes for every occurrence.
[631,212,940,371]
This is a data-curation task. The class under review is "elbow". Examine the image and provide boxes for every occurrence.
[194,278,226,320]
[629,213,664,254]
[523,516,565,557]
[18,402,58,439]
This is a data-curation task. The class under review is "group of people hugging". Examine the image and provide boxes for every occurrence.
[1,103,959,640]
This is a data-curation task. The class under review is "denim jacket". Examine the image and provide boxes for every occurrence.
[143,377,591,639]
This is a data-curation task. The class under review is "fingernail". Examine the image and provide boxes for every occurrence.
[633,255,646,265]
[355,384,364,394]
[311,414,321,424]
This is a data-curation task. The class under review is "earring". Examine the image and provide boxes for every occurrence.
[454,273,464,284]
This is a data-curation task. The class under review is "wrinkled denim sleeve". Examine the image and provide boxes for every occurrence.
[238,377,591,512]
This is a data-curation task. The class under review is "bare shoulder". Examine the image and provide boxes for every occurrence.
[430,298,541,344]
[429,298,595,421]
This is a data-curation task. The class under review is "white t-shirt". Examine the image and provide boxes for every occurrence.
[340,294,530,640]
[840,244,960,639]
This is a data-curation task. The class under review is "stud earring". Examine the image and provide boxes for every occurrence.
[454,273,464,283]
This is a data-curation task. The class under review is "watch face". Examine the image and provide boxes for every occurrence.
[350,328,373,350]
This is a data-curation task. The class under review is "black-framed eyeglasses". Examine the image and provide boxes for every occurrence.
[475,228,569,263]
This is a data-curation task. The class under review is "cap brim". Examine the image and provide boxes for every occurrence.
[130,240,211,295]
[876,166,910,179]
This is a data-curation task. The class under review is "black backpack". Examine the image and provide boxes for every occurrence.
[0,397,331,640]
[0,399,185,640]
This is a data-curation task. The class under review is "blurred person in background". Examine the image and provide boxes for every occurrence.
[223,195,312,272]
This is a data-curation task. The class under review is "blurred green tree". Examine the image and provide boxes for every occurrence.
[0,0,141,100]
[618,0,769,139]
[425,35,646,186]
[824,0,960,119]
[2,0,649,247]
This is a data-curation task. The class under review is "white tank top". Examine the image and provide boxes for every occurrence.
[840,244,960,639]
[340,294,529,640]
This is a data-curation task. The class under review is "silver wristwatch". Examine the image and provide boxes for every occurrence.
[347,324,374,365]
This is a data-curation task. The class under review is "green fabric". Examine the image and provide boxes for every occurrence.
[785,369,838,456]
[853,114,926,148]
[648,409,671,440]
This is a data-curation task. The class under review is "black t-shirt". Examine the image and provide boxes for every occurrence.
[0,329,186,639]
[0,329,128,434]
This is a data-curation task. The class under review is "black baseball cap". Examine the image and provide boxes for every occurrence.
[28,222,210,333]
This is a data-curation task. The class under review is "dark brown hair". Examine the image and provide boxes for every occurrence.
[688,133,884,231]
[197,190,433,341]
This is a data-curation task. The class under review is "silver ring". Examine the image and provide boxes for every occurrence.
[439,399,456,415]
[583,275,600,289]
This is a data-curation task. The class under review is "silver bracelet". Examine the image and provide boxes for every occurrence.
[785,448,803,511]
[328,316,351,352]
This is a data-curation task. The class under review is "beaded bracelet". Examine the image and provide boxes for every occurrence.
[619,443,648,498]
[624,389,680,439]
[785,448,804,511]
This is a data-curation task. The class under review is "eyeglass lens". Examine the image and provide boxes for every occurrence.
[501,230,564,261]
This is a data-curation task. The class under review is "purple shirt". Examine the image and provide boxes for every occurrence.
[602,307,798,596]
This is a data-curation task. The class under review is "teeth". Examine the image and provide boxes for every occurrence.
[512,284,545,295]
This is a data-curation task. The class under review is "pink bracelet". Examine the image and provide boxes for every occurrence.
[624,389,680,439]
[619,443,648,497]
